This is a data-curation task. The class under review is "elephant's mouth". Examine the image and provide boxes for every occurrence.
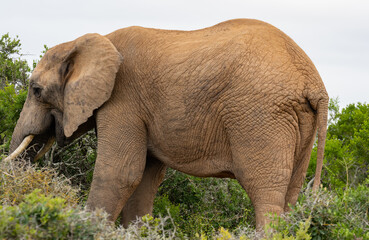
[28,132,56,161]
[25,116,69,161]
[7,119,59,162]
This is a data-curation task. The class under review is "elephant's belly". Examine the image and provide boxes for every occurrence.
[149,144,235,178]
[147,122,235,178]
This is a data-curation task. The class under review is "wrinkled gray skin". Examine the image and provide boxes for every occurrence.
[10,19,328,229]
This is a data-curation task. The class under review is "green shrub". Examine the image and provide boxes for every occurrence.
[2,147,368,239]
[271,184,369,240]
[0,190,100,240]
[38,131,97,200]
[0,190,180,240]
[0,83,27,154]
[0,33,31,154]
[264,218,312,240]
[154,169,254,237]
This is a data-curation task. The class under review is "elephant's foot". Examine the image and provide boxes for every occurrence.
[254,203,284,228]
[248,189,287,229]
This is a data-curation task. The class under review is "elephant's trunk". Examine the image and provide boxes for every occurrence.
[9,119,28,154]
[8,96,56,162]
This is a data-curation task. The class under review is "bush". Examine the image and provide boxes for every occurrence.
[38,131,97,200]
[0,190,141,240]
[270,184,369,240]
[0,83,27,154]
[0,189,314,240]
[0,190,98,240]
[0,33,30,154]
[0,190,180,240]
[0,159,79,206]
[154,169,254,237]
[2,145,368,239]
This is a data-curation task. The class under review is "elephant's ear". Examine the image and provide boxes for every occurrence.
[63,33,123,137]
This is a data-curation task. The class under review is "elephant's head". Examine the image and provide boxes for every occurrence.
[8,33,123,161]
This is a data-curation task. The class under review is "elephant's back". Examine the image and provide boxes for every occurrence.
[107,18,288,52]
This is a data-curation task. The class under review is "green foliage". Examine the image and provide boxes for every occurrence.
[271,185,369,240]
[0,33,30,153]
[0,33,30,90]
[0,190,178,240]
[0,190,105,240]
[2,182,367,239]
[265,218,312,240]
[308,99,369,189]
[38,131,97,200]
[0,83,27,154]
[327,97,340,126]
[153,169,254,237]
[32,44,49,69]
[154,194,181,223]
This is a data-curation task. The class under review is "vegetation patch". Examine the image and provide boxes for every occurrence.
[0,160,79,206]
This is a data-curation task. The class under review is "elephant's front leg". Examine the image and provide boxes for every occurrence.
[120,153,167,227]
[86,114,147,221]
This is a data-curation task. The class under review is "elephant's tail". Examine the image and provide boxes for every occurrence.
[311,96,329,190]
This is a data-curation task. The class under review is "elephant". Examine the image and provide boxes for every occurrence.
[8,18,328,229]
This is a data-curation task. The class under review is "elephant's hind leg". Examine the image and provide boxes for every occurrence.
[284,148,314,211]
[120,153,167,227]
[231,134,295,228]
[284,112,317,211]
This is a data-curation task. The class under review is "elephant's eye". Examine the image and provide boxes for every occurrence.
[33,87,42,98]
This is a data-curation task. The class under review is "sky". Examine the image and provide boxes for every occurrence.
[1,0,368,107]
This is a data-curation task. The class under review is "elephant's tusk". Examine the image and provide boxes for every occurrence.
[34,136,55,161]
[3,135,34,162]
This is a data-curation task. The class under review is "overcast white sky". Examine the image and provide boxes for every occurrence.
[1,0,368,107]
